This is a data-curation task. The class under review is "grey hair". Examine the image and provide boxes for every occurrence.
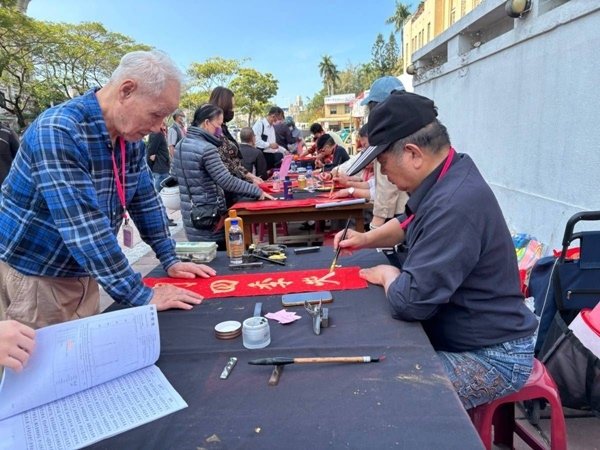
[387,119,451,156]
[108,50,184,97]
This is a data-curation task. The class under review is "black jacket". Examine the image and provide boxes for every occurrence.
[0,125,19,184]
[146,131,170,174]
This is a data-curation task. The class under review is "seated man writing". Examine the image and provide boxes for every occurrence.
[314,134,350,171]
[334,91,537,409]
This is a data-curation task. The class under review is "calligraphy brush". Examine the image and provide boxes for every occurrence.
[248,356,385,366]
[329,217,352,272]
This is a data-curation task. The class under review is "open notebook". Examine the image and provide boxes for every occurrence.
[0,305,186,450]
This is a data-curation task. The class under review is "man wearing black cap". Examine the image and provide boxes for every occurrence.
[334,91,537,409]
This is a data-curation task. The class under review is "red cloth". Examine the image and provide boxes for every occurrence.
[144,266,367,299]
[231,198,316,211]
[231,197,356,211]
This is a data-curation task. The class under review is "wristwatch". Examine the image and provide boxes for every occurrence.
[348,187,355,197]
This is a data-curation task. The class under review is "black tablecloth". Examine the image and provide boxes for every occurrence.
[92,250,483,449]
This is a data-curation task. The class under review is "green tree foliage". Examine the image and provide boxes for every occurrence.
[186,57,244,93]
[386,1,412,55]
[40,22,150,100]
[0,9,55,127]
[178,91,210,113]
[0,9,149,128]
[336,62,362,95]
[356,62,380,90]
[298,88,326,124]
[0,0,17,8]
[371,32,401,78]
[229,68,278,126]
[385,32,400,74]
[371,33,387,77]
[318,55,340,96]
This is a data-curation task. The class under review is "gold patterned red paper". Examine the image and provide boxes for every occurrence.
[144,266,367,299]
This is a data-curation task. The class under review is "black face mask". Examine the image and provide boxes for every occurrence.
[224,110,235,123]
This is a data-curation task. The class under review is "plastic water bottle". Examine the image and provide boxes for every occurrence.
[228,220,244,265]
[272,170,281,191]
[306,168,314,192]
[290,161,297,172]
[283,176,293,200]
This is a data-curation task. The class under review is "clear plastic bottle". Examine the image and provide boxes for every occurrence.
[290,161,297,173]
[224,210,244,257]
[306,168,314,192]
[272,170,281,192]
[228,219,244,265]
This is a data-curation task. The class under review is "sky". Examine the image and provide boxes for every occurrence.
[26,0,417,107]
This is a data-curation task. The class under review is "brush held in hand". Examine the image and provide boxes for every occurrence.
[329,217,352,272]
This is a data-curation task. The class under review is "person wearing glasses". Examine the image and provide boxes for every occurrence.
[173,104,274,248]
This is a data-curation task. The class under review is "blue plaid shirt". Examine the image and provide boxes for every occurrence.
[0,89,178,306]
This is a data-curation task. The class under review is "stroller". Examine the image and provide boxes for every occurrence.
[529,211,600,419]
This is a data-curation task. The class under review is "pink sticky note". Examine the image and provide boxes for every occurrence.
[265,309,302,324]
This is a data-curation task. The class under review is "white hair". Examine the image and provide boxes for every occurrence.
[109,50,184,97]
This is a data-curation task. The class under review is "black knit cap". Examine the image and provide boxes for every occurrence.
[347,91,438,176]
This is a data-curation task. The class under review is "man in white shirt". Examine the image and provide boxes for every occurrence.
[252,106,286,169]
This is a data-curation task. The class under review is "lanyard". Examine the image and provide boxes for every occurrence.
[111,137,128,223]
[400,147,456,231]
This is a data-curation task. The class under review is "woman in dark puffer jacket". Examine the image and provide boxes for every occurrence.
[173,104,272,247]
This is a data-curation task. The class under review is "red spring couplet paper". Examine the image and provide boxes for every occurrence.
[231,197,353,211]
[144,266,367,299]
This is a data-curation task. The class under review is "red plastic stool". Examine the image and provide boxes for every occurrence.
[469,359,567,450]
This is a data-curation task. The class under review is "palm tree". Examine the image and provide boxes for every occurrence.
[318,55,340,96]
[386,1,412,56]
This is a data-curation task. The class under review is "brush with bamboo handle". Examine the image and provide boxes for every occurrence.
[329,217,352,272]
[248,356,384,366]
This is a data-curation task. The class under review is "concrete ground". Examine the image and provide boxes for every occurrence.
[105,209,600,449]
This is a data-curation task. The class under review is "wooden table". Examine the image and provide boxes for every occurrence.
[235,201,368,246]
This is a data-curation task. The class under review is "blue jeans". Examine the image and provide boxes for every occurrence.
[437,334,535,409]
[153,172,170,193]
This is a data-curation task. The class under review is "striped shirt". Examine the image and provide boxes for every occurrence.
[0,89,178,306]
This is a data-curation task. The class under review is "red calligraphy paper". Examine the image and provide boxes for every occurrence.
[144,266,367,299]
[231,197,353,211]
[231,198,316,211]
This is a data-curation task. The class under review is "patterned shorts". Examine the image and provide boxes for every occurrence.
[437,335,535,409]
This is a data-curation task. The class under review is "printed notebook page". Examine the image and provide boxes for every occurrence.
[0,365,187,450]
[0,305,160,420]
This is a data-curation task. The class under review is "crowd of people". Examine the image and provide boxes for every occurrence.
[0,50,536,412]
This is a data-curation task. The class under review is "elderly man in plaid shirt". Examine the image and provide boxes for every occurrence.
[0,50,216,329]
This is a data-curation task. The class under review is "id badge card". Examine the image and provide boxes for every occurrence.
[122,219,134,248]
